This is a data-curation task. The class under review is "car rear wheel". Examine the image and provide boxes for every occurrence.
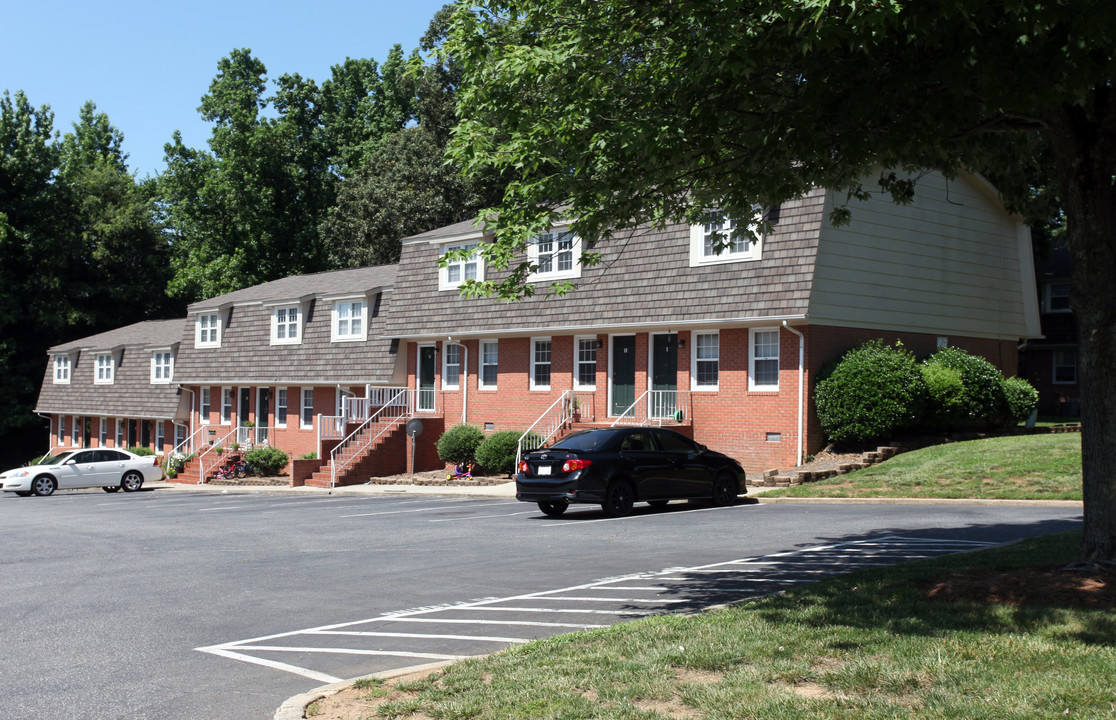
[711,472,738,507]
[538,500,568,517]
[31,475,56,497]
[121,471,144,492]
[602,480,635,518]
[102,486,121,493]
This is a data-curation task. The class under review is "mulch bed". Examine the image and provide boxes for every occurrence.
[921,565,1116,609]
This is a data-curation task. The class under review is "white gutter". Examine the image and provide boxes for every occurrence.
[461,342,469,425]
[782,321,805,468]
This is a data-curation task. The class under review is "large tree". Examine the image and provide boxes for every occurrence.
[445,0,1116,565]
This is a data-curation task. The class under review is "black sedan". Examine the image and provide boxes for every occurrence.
[516,427,747,517]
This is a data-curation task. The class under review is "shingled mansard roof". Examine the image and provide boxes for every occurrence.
[174,264,400,386]
[35,319,186,420]
[383,189,827,339]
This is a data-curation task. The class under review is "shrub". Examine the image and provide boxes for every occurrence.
[436,424,485,466]
[245,447,290,476]
[925,346,1006,423]
[920,363,966,430]
[475,431,532,476]
[298,451,318,460]
[1001,376,1039,425]
[814,340,926,443]
[128,446,155,456]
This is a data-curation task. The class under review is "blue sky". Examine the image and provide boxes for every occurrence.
[1,0,451,178]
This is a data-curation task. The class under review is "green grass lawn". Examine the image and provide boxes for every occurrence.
[346,532,1113,720]
[765,432,1082,500]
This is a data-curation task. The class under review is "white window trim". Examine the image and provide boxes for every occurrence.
[688,207,764,267]
[53,355,71,384]
[72,417,80,447]
[57,416,65,446]
[528,230,582,282]
[155,422,165,452]
[115,418,124,447]
[196,312,222,348]
[300,387,314,429]
[220,386,233,425]
[749,327,780,391]
[1052,350,1077,385]
[276,387,288,428]
[691,331,720,391]
[150,351,174,384]
[439,242,484,291]
[94,353,115,385]
[270,305,303,345]
[1044,282,1072,314]
[573,336,598,390]
[479,340,498,390]
[331,299,367,342]
[200,387,211,425]
[530,337,552,391]
[442,343,462,390]
[99,417,107,446]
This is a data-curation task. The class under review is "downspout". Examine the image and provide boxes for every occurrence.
[462,342,469,425]
[782,321,805,468]
[182,386,195,453]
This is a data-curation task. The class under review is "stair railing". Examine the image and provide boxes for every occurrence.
[195,426,240,483]
[330,388,413,487]
[516,390,573,470]
[610,390,692,427]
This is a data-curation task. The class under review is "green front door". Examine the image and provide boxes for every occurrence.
[611,336,636,416]
[418,346,437,412]
[652,334,678,418]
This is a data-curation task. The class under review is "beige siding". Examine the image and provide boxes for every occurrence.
[809,171,1035,339]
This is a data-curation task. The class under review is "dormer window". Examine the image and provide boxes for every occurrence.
[689,206,764,267]
[529,231,581,281]
[271,305,301,345]
[53,356,71,384]
[332,300,365,341]
[151,351,174,383]
[439,242,483,290]
[196,313,221,347]
[95,353,114,384]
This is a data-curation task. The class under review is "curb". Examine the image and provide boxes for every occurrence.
[274,660,455,720]
[755,496,1083,508]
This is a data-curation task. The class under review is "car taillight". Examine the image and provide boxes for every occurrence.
[153,457,159,466]
[562,458,592,473]
[519,461,529,474]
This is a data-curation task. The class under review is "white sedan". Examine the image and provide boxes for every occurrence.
[0,449,165,497]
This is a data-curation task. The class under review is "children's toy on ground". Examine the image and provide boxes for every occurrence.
[447,463,473,481]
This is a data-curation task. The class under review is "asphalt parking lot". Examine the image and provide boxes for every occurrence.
[0,486,1083,719]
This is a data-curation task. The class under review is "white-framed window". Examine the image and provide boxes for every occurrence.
[95,353,114,384]
[53,356,71,384]
[115,418,124,447]
[174,423,186,449]
[574,336,597,390]
[72,417,80,447]
[749,328,780,390]
[1054,350,1077,384]
[200,387,211,424]
[692,332,720,389]
[439,242,483,290]
[689,206,763,267]
[196,313,221,347]
[479,341,498,389]
[332,300,365,341]
[529,231,581,281]
[531,338,552,390]
[151,351,173,383]
[99,417,107,446]
[57,417,65,446]
[276,388,288,428]
[271,305,301,344]
[300,388,314,429]
[221,386,233,425]
[1045,282,1071,313]
[155,422,165,452]
[442,344,462,390]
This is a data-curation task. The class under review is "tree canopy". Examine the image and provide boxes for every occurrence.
[444,0,1116,564]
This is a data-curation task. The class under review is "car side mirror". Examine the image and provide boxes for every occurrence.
[65,459,77,465]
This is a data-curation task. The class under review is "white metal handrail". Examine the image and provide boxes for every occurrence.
[330,388,413,487]
[516,390,599,469]
[611,390,692,427]
[344,387,410,422]
[168,424,208,465]
[195,427,240,483]
[235,425,271,448]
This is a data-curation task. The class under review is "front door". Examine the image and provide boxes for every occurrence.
[611,336,637,416]
[418,346,437,412]
[651,334,678,418]
[239,388,251,445]
[256,388,270,445]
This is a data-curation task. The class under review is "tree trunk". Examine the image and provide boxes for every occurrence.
[1050,101,1116,566]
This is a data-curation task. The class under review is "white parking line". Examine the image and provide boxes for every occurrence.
[427,510,538,522]
[310,630,530,643]
[340,500,515,519]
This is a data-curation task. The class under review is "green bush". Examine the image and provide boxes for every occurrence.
[475,430,534,476]
[128,446,155,456]
[814,340,926,443]
[920,362,966,430]
[436,424,486,466]
[1001,376,1039,424]
[926,346,1006,423]
[245,446,290,476]
[298,451,318,460]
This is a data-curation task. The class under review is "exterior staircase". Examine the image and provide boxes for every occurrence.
[173,450,243,484]
[305,416,408,488]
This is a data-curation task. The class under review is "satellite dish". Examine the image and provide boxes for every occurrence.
[406,419,424,438]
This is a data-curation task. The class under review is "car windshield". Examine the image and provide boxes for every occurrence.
[549,430,618,452]
[38,451,76,465]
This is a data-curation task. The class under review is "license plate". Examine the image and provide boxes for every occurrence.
[537,465,551,476]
